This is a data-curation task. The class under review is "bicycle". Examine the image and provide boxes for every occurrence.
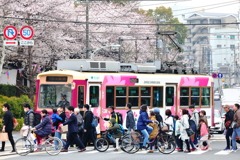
[95,130,139,152]
[15,127,63,156]
[121,122,176,154]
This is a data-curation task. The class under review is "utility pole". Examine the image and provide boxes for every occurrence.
[86,0,90,59]
[118,37,122,62]
[156,23,160,60]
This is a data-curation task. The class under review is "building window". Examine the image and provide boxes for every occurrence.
[230,35,235,39]
[217,45,222,49]
[230,45,235,50]
[89,86,99,107]
[216,35,221,39]
[165,87,174,106]
[116,86,126,107]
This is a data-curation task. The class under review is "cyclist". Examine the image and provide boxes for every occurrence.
[137,104,154,151]
[32,110,52,151]
[107,118,123,152]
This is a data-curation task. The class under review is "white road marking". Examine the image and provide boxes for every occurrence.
[214,150,230,155]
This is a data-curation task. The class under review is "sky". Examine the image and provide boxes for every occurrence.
[140,0,240,22]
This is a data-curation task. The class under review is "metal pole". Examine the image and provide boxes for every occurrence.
[156,22,160,60]
[118,37,122,62]
[86,0,90,59]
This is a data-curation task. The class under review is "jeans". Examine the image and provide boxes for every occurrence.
[54,131,66,146]
[140,126,153,147]
[175,135,181,148]
[226,128,233,148]
[189,139,196,149]
[232,127,240,150]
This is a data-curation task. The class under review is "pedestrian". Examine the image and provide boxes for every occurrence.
[179,109,191,153]
[199,110,208,128]
[20,103,35,145]
[52,108,62,126]
[153,108,163,126]
[125,103,135,133]
[82,104,96,150]
[60,106,86,152]
[230,103,240,152]
[74,108,83,140]
[174,115,181,151]
[147,111,158,153]
[107,118,123,152]
[222,105,234,150]
[137,104,153,151]
[198,119,211,150]
[103,106,118,123]
[165,109,174,134]
[53,105,66,147]
[0,103,15,152]
[189,105,199,145]
[31,110,52,151]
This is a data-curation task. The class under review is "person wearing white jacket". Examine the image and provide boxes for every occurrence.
[178,109,191,153]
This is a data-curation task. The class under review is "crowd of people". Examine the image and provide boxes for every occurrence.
[1,102,240,154]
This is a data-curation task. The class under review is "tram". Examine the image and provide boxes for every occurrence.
[35,59,214,133]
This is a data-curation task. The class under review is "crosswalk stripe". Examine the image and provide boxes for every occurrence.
[214,150,230,155]
[187,150,208,154]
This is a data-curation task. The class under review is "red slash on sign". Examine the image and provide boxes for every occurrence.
[4,40,18,46]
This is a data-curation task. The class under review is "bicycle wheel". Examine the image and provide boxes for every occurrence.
[157,134,176,154]
[15,138,32,156]
[95,138,109,152]
[121,133,140,154]
[45,137,63,156]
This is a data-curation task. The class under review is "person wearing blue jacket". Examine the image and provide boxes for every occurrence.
[137,104,154,150]
[51,109,62,129]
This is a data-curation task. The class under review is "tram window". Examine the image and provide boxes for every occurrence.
[129,87,139,107]
[106,86,114,108]
[180,87,189,107]
[166,87,174,106]
[191,87,200,106]
[201,87,210,107]
[116,86,126,107]
[153,87,163,107]
[78,86,84,108]
[89,86,99,107]
[141,87,151,106]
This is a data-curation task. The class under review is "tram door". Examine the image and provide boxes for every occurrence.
[165,84,178,115]
[88,83,101,133]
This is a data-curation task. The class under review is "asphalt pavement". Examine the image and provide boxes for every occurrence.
[1,132,240,160]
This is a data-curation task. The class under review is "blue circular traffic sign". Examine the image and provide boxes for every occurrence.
[20,26,34,40]
[3,26,18,40]
[218,73,223,78]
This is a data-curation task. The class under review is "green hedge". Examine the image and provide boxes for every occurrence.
[0,95,33,119]
[0,84,16,97]
[0,118,24,131]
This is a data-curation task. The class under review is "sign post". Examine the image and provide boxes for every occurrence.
[20,26,34,46]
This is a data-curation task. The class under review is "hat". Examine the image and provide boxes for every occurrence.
[153,108,160,113]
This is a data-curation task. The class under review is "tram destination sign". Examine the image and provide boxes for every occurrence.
[144,81,160,84]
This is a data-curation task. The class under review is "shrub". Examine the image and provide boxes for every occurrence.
[0,84,16,97]
[0,118,24,131]
[0,95,33,119]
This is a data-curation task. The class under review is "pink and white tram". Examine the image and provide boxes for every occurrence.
[35,60,214,133]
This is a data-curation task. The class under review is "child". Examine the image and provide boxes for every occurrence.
[52,109,62,130]
[148,111,158,153]
[107,118,123,152]
[174,115,181,150]
[198,119,211,150]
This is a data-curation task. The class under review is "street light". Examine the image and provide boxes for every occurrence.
[90,45,121,59]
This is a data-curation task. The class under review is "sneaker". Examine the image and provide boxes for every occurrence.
[223,147,230,151]
[141,146,147,150]
[230,149,237,153]
[190,149,196,151]
[113,149,119,152]
[147,150,154,153]
[34,148,40,152]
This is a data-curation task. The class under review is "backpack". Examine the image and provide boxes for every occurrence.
[115,112,123,125]
[91,115,98,127]
[33,112,41,126]
[117,123,125,135]
[12,118,18,129]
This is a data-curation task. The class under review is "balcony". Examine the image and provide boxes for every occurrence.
[192,32,209,42]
